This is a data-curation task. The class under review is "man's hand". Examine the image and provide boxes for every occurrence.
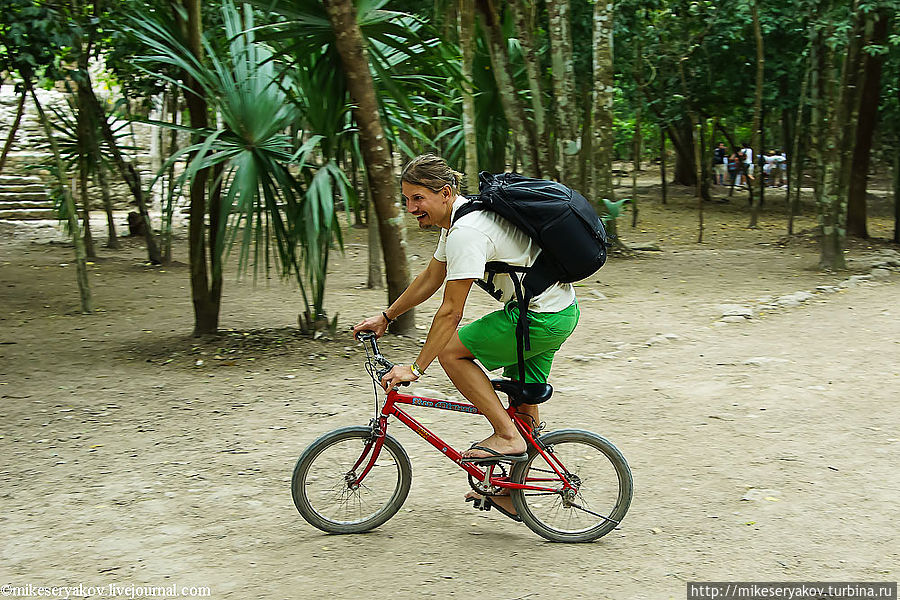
[380,364,418,390]
[352,313,390,339]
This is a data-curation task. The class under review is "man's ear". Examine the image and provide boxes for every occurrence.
[442,184,452,201]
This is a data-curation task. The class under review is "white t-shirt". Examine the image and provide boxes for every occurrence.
[433,196,576,313]
[743,148,754,164]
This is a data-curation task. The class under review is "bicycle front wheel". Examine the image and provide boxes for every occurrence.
[509,429,632,543]
[292,426,412,534]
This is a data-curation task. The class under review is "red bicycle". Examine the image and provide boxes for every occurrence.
[291,332,632,542]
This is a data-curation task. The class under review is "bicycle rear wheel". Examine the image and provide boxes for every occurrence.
[509,429,632,543]
[292,426,412,534]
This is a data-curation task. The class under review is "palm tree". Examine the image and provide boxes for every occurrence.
[130,0,349,334]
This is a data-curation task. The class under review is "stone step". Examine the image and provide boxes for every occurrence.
[0,200,55,209]
[0,184,48,193]
[0,191,49,201]
[0,208,57,220]
[0,175,44,185]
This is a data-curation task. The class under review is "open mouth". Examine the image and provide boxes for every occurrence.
[414,212,428,222]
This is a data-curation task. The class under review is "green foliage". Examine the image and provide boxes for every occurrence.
[0,0,78,83]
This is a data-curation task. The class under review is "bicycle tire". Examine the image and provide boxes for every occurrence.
[509,429,632,543]
[292,426,412,534]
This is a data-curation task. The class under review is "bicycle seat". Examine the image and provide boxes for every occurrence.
[491,379,553,406]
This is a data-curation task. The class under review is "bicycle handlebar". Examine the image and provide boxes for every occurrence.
[355,330,408,386]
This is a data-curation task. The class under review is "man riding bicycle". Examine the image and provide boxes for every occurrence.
[352,154,579,474]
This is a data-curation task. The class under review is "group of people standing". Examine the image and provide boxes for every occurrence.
[713,142,787,188]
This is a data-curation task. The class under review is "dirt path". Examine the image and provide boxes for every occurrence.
[1,198,898,599]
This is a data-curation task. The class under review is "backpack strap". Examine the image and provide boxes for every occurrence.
[483,261,531,386]
[450,198,484,226]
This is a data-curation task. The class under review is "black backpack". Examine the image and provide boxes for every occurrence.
[451,171,608,384]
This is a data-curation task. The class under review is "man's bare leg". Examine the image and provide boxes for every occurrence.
[439,333,526,458]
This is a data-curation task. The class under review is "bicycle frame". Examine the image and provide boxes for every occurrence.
[347,387,579,497]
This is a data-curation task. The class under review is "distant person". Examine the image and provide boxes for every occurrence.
[777,150,788,187]
[763,150,777,187]
[742,142,754,183]
[728,151,742,186]
[713,142,728,185]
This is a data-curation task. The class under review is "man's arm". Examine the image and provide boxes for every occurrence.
[414,278,474,372]
[379,278,474,389]
[352,258,447,338]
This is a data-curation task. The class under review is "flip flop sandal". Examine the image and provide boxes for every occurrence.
[460,444,528,464]
[465,495,522,523]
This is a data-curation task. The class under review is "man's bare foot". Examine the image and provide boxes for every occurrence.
[460,432,527,460]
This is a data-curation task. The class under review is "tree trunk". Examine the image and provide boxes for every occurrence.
[548,0,578,182]
[578,88,592,196]
[29,85,92,313]
[691,116,704,242]
[475,0,539,176]
[324,0,414,334]
[591,0,614,203]
[631,104,640,227]
[162,84,180,263]
[78,162,97,259]
[748,0,764,229]
[83,80,161,264]
[819,2,866,270]
[847,12,889,239]
[788,53,811,236]
[512,0,556,180]
[671,120,696,186]
[659,127,667,204]
[894,148,900,244]
[458,0,479,192]
[0,87,26,175]
[96,165,119,249]
[366,189,383,289]
[180,0,221,335]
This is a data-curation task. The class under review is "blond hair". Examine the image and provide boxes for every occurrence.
[400,154,464,196]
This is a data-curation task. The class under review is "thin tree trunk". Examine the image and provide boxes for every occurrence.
[96,165,119,249]
[0,87,26,175]
[660,127,667,204]
[758,105,766,208]
[788,52,811,236]
[748,0,764,229]
[476,0,539,176]
[162,84,180,263]
[847,12,889,239]
[78,162,97,259]
[512,0,556,180]
[631,104,640,227]
[324,0,414,334]
[692,116,704,242]
[458,0,479,192]
[548,0,578,182]
[591,0,615,203]
[29,85,92,313]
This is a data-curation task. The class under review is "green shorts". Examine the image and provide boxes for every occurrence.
[458,302,580,384]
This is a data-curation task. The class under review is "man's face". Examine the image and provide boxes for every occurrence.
[402,181,453,229]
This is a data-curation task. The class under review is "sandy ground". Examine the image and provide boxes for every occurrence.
[1,180,899,600]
